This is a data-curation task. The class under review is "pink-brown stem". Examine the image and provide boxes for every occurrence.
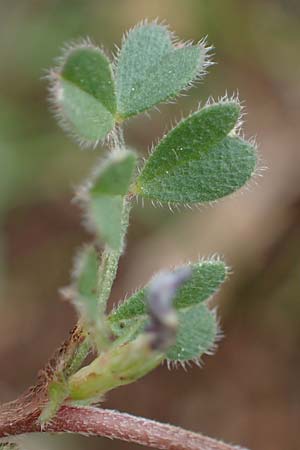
[0,392,247,450]
[0,327,247,450]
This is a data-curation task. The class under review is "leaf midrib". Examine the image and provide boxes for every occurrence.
[139,135,237,189]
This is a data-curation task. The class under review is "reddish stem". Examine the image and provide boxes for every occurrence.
[0,392,246,450]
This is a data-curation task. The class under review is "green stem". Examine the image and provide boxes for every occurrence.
[68,335,163,402]
[63,335,91,378]
[111,123,126,149]
[94,198,132,351]
[94,249,120,349]
[97,249,120,316]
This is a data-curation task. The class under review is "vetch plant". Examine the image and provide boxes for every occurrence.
[0,21,257,450]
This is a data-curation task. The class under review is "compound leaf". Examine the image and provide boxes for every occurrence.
[109,259,227,324]
[135,101,257,203]
[50,44,116,145]
[116,22,207,119]
[109,260,225,362]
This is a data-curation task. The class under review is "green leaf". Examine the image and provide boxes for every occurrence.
[73,245,99,321]
[109,259,227,324]
[109,259,225,362]
[71,245,112,350]
[166,303,217,361]
[115,22,207,119]
[39,380,70,425]
[68,334,163,401]
[135,101,257,203]
[85,150,137,250]
[50,44,116,145]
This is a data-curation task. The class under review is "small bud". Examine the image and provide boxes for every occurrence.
[146,267,192,350]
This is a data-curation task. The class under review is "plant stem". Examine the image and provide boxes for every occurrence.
[97,248,120,317]
[94,247,120,348]
[0,398,248,450]
[68,336,163,401]
[37,325,91,424]
[94,198,132,350]
[41,175,133,417]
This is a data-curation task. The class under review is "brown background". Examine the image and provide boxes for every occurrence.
[0,1,300,449]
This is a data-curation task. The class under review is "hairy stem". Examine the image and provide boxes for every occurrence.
[68,336,163,401]
[37,325,91,424]
[0,398,247,450]
[94,247,121,348]
[94,198,132,350]
[97,248,120,316]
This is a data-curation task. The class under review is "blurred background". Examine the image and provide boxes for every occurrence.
[0,1,300,449]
